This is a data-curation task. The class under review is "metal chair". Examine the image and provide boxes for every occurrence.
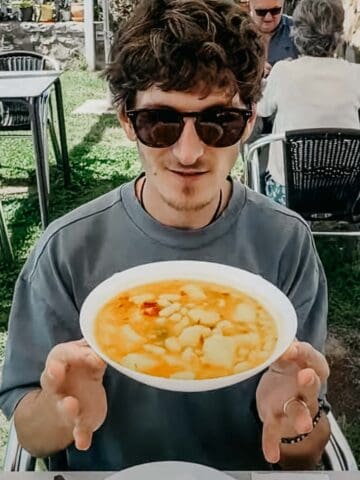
[2,411,358,471]
[244,129,360,236]
[0,199,13,264]
[0,50,70,212]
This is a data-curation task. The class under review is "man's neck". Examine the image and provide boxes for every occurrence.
[135,176,233,229]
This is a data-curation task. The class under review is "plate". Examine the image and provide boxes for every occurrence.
[106,461,234,480]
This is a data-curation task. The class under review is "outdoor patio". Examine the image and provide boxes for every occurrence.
[0,67,359,467]
[0,0,359,472]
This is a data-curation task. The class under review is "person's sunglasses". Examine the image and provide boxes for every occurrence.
[254,6,282,16]
[126,107,253,148]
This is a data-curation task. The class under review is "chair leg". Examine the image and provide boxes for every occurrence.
[29,97,49,229]
[48,98,62,167]
[0,201,14,264]
[48,118,62,167]
[54,79,71,187]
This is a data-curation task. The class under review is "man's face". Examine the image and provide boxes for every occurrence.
[120,87,255,214]
[250,0,283,34]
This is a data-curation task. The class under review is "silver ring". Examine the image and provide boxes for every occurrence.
[283,396,309,416]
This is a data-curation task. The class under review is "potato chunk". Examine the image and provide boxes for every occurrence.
[121,353,158,371]
[181,347,198,363]
[217,320,235,334]
[181,284,206,300]
[144,344,166,355]
[165,336,181,352]
[188,308,220,327]
[172,317,190,336]
[234,332,260,347]
[178,325,211,348]
[233,303,257,323]
[202,334,236,369]
[118,324,145,353]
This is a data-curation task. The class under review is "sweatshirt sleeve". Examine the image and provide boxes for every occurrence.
[0,244,80,419]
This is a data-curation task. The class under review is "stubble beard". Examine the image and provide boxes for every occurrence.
[160,185,215,213]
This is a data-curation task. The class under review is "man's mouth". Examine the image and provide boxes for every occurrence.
[169,170,207,177]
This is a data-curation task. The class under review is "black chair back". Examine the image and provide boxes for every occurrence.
[284,129,360,222]
[0,51,47,72]
[0,50,57,130]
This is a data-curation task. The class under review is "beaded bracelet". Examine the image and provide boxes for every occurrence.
[280,399,326,444]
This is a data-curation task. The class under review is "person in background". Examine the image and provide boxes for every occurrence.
[257,0,360,205]
[249,0,298,76]
[0,0,330,472]
[247,0,299,186]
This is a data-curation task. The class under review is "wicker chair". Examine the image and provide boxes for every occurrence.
[244,128,360,235]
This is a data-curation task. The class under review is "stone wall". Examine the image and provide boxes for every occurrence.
[0,21,85,68]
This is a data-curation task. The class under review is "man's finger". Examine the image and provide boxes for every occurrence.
[298,368,320,393]
[47,341,106,373]
[283,397,313,434]
[291,343,329,382]
[274,342,329,382]
[57,395,80,423]
[262,417,281,464]
[73,424,93,451]
[40,359,66,393]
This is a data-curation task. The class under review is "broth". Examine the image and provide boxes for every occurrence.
[94,279,278,380]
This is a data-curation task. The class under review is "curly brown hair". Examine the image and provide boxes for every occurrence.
[104,0,265,111]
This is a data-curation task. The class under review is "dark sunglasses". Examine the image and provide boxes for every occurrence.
[126,107,253,148]
[254,6,282,16]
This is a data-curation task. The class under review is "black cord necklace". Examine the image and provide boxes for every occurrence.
[139,178,223,226]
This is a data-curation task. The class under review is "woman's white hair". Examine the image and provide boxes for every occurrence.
[291,0,344,57]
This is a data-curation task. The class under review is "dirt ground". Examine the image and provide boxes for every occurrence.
[325,327,360,466]
[326,330,360,418]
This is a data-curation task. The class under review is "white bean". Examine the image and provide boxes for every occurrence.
[130,293,155,305]
[159,303,181,317]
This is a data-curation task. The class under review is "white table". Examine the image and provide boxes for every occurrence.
[0,472,359,480]
[0,70,70,228]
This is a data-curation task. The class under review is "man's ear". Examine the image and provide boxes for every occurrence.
[118,109,137,142]
[241,104,257,144]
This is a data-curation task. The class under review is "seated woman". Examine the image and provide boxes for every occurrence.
[256,0,360,205]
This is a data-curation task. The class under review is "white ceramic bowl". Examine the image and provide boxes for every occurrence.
[80,260,297,392]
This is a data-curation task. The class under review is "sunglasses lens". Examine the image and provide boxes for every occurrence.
[133,110,182,148]
[270,7,282,15]
[197,109,248,147]
[255,6,281,16]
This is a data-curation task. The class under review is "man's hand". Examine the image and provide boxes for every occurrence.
[256,341,330,464]
[40,339,107,451]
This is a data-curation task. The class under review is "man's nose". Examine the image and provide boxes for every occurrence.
[172,118,205,165]
[264,11,273,20]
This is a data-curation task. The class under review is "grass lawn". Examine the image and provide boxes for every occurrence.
[0,68,359,468]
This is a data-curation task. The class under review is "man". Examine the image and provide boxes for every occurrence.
[250,0,298,74]
[0,0,330,472]
[248,0,299,176]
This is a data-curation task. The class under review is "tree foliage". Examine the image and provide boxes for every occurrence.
[108,0,140,30]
